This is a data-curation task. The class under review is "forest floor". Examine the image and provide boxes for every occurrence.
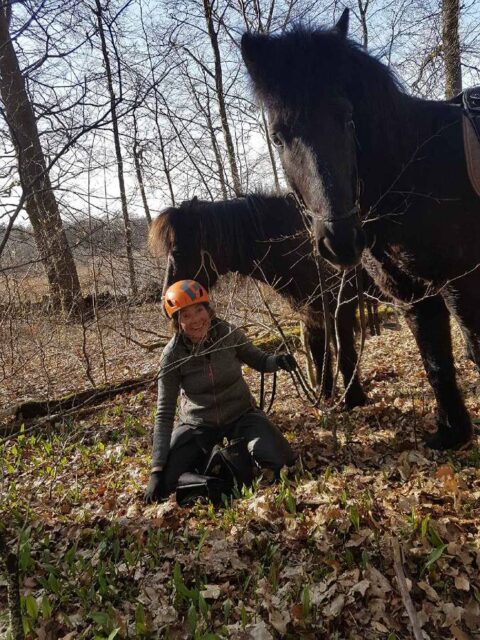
[1,303,480,640]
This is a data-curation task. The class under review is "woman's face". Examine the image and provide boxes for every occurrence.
[178,303,211,342]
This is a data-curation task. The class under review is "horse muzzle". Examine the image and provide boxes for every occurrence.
[317,219,365,269]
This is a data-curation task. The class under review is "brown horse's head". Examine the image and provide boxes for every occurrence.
[148,199,222,298]
[241,9,368,269]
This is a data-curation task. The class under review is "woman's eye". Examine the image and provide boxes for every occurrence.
[270,131,285,148]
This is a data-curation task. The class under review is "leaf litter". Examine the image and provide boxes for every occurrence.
[0,317,479,639]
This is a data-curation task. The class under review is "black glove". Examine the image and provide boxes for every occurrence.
[144,470,164,504]
[276,353,297,372]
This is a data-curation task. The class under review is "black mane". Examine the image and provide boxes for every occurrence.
[243,25,405,116]
[151,193,302,270]
[242,24,412,168]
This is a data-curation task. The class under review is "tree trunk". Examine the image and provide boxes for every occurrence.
[189,72,228,199]
[94,0,138,297]
[132,111,152,225]
[357,0,369,50]
[442,0,462,99]
[203,0,242,196]
[0,1,83,317]
[138,2,176,206]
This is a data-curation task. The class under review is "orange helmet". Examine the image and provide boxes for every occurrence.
[163,280,209,318]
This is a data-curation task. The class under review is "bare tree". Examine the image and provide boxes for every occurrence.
[442,0,462,98]
[132,109,153,225]
[203,0,242,196]
[0,0,83,316]
[94,0,138,296]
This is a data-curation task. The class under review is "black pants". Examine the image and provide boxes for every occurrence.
[158,409,295,499]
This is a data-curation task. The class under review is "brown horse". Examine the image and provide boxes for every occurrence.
[149,193,370,409]
[241,9,479,449]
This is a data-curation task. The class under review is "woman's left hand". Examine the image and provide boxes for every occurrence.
[276,353,297,372]
[144,471,164,504]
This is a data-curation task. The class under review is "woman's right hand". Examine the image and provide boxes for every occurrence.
[144,470,164,504]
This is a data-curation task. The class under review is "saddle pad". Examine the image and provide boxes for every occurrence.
[462,86,480,198]
[463,115,480,198]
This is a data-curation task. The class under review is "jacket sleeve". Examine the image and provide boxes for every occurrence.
[233,326,278,373]
[151,344,182,468]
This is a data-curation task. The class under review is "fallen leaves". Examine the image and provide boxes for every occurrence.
[1,319,479,639]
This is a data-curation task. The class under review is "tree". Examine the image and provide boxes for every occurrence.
[0,0,83,316]
[203,0,242,196]
[94,0,138,297]
[442,0,462,98]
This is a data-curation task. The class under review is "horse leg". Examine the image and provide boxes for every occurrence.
[372,300,381,336]
[443,275,480,374]
[304,317,333,399]
[404,294,473,450]
[336,297,368,409]
[365,298,375,336]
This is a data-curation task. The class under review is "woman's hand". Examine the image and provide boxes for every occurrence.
[276,353,297,372]
[144,470,164,504]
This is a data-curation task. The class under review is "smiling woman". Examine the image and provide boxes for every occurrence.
[144,279,297,503]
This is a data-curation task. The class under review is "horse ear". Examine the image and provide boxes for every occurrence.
[333,8,349,39]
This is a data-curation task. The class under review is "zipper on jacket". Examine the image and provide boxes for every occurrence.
[206,355,221,426]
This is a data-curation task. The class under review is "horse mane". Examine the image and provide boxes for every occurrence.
[242,24,411,173]
[148,209,176,256]
[148,194,291,267]
[245,25,405,114]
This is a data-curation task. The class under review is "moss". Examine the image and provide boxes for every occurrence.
[251,323,301,353]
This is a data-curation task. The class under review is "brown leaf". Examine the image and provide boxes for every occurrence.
[436,464,455,479]
[450,626,472,640]
[454,575,470,592]
[323,594,345,618]
[349,579,370,597]
[269,608,291,634]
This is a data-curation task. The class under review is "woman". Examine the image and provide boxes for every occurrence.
[144,279,297,503]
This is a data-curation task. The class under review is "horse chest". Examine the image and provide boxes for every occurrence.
[363,246,433,306]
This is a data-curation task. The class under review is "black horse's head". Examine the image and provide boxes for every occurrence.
[148,199,222,299]
[241,9,366,269]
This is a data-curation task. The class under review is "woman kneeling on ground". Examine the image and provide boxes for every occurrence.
[144,279,297,503]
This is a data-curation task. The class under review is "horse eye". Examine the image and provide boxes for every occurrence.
[270,131,285,148]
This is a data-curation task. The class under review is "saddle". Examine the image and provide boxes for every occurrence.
[453,86,480,197]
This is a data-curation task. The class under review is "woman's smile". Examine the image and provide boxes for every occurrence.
[178,303,211,342]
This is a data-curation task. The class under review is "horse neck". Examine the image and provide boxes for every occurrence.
[201,197,266,276]
[355,91,465,208]
[246,198,317,304]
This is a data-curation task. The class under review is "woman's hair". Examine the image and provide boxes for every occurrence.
[171,302,215,333]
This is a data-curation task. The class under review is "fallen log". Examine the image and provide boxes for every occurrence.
[1,327,294,436]
[2,372,158,435]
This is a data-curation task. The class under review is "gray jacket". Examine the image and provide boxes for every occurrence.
[151,318,280,468]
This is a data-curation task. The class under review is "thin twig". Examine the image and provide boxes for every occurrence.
[392,537,424,640]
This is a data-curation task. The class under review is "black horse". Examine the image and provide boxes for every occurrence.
[149,193,369,409]
[241,9,479,449]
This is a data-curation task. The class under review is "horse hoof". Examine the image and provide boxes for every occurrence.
[345,390,368,410]
[425,429,474,451]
